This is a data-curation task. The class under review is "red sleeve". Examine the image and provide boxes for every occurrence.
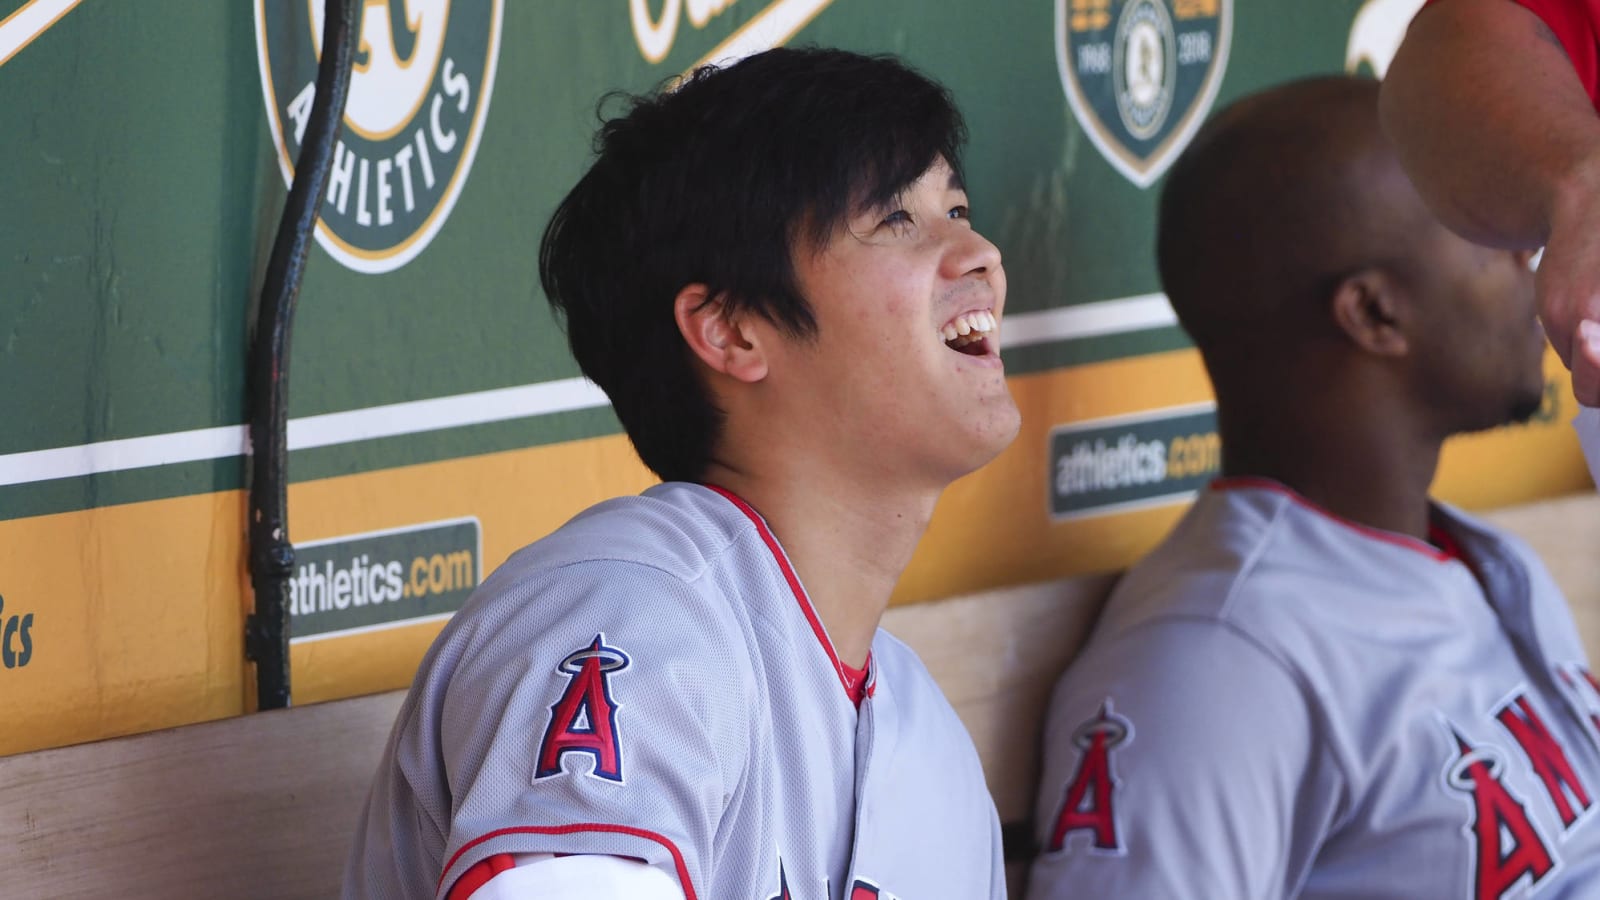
[1423,0,1600,109]
[446,854,517,900]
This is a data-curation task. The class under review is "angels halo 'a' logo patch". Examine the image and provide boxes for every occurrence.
[1055,0,1232,188]
[536,635,632,783]
[253,0,504,273]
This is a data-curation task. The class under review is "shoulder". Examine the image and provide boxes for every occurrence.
[1097,484,1300,629]
[1057,492,1317,737]
[1032,619,1340,898]
[412,485,772,718]
[451,483,763,643]
[499,482,757,583]
[1102,483,1468,641]
[1048,617,1314,746]
[1040,583,1338,809]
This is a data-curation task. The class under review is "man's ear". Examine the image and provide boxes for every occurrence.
[674,285,769,384]
[1329,269,1409,357]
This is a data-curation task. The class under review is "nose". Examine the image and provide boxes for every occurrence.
[943,222,1003,281]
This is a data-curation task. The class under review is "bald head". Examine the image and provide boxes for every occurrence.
[1157,76,1431,353]
[1159,74,1544,475]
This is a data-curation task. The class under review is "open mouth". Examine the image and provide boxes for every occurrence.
[941,310,997,357]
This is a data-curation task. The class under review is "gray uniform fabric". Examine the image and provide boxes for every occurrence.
[345,481,1005,900]
[1029,478,1600,900]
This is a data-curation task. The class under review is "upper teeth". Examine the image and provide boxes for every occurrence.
[942,310,996,343]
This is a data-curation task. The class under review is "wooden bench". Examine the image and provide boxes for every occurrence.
[1,494,1594,899]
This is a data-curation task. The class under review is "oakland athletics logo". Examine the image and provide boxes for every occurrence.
[254,0,503,272]
[1055,0,1231,187]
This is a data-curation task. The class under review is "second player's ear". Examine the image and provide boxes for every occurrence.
[674,285,769,384]
[1329,268,1409,357]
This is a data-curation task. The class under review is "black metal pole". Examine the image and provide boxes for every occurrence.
[245,0,357,710]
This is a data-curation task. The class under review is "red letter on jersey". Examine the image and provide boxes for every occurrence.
[535,635,630,782]
[1047,702,1132,854]
[1445,731,1555,899]
[1495,693,1592,828]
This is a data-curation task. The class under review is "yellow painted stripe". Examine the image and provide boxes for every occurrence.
[286,433,657,705]
[0,490,249,756]
[903,345,1591,605]
[1,350,1589,749]
[899,348,1212,604]
[1434,351,1590,506]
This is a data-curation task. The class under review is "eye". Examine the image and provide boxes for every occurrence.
[880,209,914,230]
[947,205,970,221]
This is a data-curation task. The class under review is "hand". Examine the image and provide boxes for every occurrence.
[1536,183,1600,407]
[1575,320,1600,407]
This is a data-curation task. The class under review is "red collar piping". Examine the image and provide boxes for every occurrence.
[703,484,870,699]
[1210,476,1452,563]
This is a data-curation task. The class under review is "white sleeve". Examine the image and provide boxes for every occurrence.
[1027,619,1340,900]
[469,855,687,900]
[430,561,751,896]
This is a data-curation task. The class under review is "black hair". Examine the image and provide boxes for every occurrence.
[539,47,967,483]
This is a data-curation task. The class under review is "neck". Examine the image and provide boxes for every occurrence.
[1217,384,1443,541]
[703,460,937,669]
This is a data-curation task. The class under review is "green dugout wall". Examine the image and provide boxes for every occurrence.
[0,0,1587,754]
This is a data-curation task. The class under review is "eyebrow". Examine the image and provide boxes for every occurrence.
[848,163,967,222]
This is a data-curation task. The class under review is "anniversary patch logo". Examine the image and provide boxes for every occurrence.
[254,0,504,273]
[1055,0,1231,187]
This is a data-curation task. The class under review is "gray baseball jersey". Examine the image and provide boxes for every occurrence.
[345,481,1005,900]
[1029,478,1600,900]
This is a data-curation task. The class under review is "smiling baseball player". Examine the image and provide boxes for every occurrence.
[1028,76,1600,899]
[344,47,1017,900]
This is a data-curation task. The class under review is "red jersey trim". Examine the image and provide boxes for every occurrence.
[703,483,868,699]
[446,853,515,900]
[1427,523,1467,563]
[840,656,870,706]
[1515,0,1600,107]
[1423,0,1600,110]
[438,824,698,900]
[1210,476,1452,563]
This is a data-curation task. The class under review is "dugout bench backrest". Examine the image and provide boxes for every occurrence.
[0,493,1595,899]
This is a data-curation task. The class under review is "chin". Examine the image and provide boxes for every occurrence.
[958,404,1023,474]
[996,401,1023,447]
[924,427,1016,491]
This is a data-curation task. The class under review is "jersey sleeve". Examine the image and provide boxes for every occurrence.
[1026,618,1341,900]
[1515,0,1600,106]
[401,559,753,900]
[1424,0,1600,109]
